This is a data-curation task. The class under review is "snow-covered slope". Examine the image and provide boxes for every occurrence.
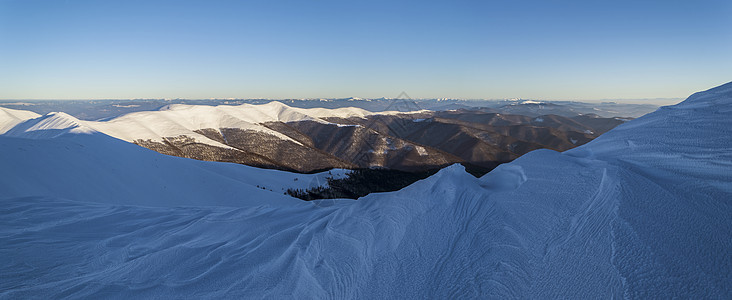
[92,102,313,147]
[1,83,731,298]
[2,101,426,149]
[0,107,40,134]
[128,102,416,145]
[3,111,96,139]
[0,112,348,207]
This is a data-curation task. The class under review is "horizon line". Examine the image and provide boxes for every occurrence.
[0,97,685,102]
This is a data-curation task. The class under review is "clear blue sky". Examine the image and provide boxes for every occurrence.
[1,0,730,100]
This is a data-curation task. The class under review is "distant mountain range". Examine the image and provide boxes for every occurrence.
[0,97,661,120]
[0,101,630,174]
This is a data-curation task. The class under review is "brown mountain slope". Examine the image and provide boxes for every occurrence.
[130,109,626,174]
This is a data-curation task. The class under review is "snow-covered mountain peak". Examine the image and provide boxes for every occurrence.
[260,100,289,109]
[0,106,41,134]
[35,112,85,129]
[521,100,545,105]
[4,111,96,138]
[0,101,380,147]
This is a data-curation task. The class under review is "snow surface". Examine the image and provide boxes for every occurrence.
[0,113,349,207]
[1,83,731,298]
[3,101,429,149]
[521,100,545,105]
[0,107,40,134]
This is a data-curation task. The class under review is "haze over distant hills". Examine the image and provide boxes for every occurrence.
[0,97,662,121]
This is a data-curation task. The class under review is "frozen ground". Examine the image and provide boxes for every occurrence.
[0,83,730,298]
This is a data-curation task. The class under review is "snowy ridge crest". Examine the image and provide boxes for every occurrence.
[1,101,430,148]
[674,81,732,109]
[4,112,96,138]
[0,107,41,134]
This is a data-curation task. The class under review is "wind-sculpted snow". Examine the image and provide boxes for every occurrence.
[0,107,40,134]
[1,83,731,298]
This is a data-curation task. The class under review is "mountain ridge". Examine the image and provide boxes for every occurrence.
[0,82,730,297]
[2,102,626,173]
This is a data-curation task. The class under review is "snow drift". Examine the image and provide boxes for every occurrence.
[1,83,731,298]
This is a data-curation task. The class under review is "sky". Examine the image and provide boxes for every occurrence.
[1,0,730,101]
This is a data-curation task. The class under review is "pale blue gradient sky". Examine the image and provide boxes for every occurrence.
[1,0,730,100]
